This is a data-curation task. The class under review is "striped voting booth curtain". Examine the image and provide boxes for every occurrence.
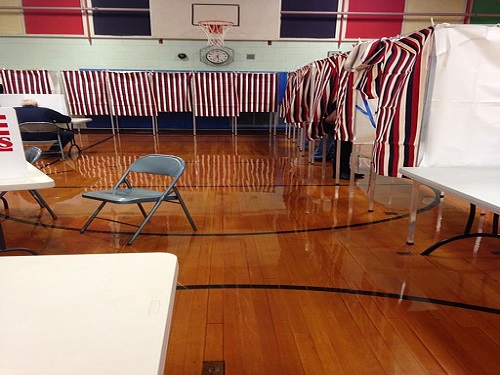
[280,65,312,131]
[349,27,434,177]
[191,72,239,117]
[0,69,52,94]
[334,53,356,143]
[308,58,341,139]
[237,72,278,113]
[153,72,192,113]
[106,71,157,117]
[62,70,109,116]
[282,58,342,139]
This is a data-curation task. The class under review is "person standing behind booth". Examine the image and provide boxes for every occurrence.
[315,104,364,180]
[14,98,74,152]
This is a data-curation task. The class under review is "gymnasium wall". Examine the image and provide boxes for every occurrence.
[0,37,349,72]
[1,0,497,73]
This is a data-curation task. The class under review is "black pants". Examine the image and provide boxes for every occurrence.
[21,130,74,149]
[331,140,353,177]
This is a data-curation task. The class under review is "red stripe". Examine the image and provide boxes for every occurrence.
[0,69,52,94]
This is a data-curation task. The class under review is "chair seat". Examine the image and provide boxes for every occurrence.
[82,188,171,204]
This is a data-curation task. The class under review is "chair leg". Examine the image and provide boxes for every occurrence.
[0,192,9,210]
[137,203,148,218]
[173,187,197,231]
[127,200,165,245]
[57,133,65,160]
[80,201,107,232]
[29,190,57,219]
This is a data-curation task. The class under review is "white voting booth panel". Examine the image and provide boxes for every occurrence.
[0,93,69,115]
[0,107,27,179]
[419,24,500,167]
[353,96,377,144]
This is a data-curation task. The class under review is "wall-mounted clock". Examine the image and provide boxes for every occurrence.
[200,46,234,67]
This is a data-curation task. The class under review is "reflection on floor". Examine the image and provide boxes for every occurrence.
[2,132,499,375]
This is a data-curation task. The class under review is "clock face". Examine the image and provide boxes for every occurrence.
[200,46,234,66]
[205,49,230,64]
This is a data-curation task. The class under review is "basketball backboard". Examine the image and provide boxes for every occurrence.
[150,0,280,41]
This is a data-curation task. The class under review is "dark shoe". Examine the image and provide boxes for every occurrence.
[339,172,365,180]
[314,155,334,162]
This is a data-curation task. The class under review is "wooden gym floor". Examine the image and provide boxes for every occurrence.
[1,130,499,374]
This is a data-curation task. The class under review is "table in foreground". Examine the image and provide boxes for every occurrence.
[0,252,178,375]
[400,167,500,255]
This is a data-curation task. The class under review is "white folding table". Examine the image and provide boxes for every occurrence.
[0,252,178,375]
[69,117,92,130]
[0,162,55,252]
[400,166,500,255]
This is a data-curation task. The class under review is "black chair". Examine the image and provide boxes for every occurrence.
[19,122,66,160]
[80,154,197,245]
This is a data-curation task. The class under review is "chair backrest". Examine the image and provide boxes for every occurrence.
[128,154,186,179]
[24,146,43,164]
[19,122,60,133]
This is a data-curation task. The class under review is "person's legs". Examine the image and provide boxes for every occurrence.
[325,133,335,160]
[332,141,364,179]
[20,132,52,143]
[339,140,352,177]
[313,138,324,160]
[48,130,74,151]
[59,130,74,148]
[314,133,335,161]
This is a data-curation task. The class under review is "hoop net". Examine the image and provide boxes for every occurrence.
[198,20,233,46]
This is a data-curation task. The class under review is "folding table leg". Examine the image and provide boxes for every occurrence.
[29,190,57,219]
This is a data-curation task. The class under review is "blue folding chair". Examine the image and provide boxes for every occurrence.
[80,154,197,245]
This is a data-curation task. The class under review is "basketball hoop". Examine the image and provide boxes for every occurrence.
[198,20,233,46]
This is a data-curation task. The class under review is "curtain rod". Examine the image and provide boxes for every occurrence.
[0,7,499,18]
[0,6,150,12]
[281,11,500,18]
